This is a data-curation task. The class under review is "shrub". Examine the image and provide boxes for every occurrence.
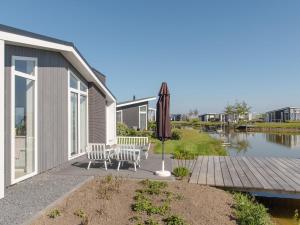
[233,193,273,225]
[74,209,87,219]
[47,208,62,219]
[117,123,130,136]
[171,129,182,140]
[140,180,168,195]
[145,217,160,225]
[163,215,189,225]
[173,167,190,179]
[173,149,195,160]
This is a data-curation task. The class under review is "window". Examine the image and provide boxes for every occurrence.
[116,110,123,123]
[139,105,147,130]
[69,71,88,158]
[12,56,37,184]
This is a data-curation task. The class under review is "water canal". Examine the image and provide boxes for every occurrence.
[209,130,300,225]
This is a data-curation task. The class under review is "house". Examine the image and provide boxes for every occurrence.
[265,107,300,122]
[116,96,156,130]
[199,113,226,122]
[170,114,183,121]
[0,24,117,199]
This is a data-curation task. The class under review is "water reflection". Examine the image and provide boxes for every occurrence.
[208,128,300,158]
[265,133,300,148]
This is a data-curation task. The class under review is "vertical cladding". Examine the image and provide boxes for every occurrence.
[4,45,82,186]
[88,83,106,143]
[117,102,149,129]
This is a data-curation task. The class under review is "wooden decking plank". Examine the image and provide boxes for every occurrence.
[265,158,300,192]
[235,157,263,189]
[198,156,209,184]
[230,157,252,188]
[189,157,203,184]
[271,158,300,185]
[213,156,224,187]
[249,157,283,191]
[254,157,295,192]
[206,157,215,186]
[289,158,300,166]
[225,157,243,188]
[242,157,273,190]
[277,158,300,174]
[282,158,300,171]
[219,156,233,187]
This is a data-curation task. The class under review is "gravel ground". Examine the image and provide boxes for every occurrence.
[0,172,91,225]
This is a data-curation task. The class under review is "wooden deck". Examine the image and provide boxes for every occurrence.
[189,156,300,194]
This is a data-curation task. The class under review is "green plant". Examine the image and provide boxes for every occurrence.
[47,208,62,219]
[117,122,130,136]
[140,180,168,195]
[233,193,273,225]
[171,129,182,140]
[74,209,87,219]
[132,193,170,215]
[163,215,189,225]
[97,176,121,199]
[173,149,195,160]
[172,167,190,179]
[145,217,160,225]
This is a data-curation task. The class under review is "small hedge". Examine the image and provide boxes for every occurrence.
[171,129,182,140]
[173,167,190,179]
[233,193,273,225]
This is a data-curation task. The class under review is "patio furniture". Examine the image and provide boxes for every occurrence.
[117,136,150,159]
[115,145,141,171]
[86,143,110,170]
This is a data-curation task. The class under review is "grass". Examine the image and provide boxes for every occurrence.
[173,167,190,179]
[152,129,226,156]
[254,122,300,129]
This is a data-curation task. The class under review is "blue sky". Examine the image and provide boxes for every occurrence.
[1,0,300,114]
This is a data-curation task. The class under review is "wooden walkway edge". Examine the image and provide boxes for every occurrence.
[189,156,300,194]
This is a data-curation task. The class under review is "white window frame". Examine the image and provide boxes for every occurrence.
[116,110,123,123]
[68,69,89,160]
[0,40,5,199]
[139,105,148,130]
[11,56,38,184]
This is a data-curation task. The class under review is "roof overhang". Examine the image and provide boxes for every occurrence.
[117,97,156,108]
[0,28,116,103]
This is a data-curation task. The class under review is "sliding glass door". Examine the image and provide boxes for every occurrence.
[12,57,37,183]
[69,71,88,158]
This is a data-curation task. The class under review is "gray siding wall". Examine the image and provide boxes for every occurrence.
[4,45,89,186]
[117,102,148,129]
[88,83,106,143]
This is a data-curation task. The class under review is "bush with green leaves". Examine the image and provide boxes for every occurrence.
[233,193,273,225]
[163,215,189,225]
[117,122,130,136]
[171,129,182,140]
[173,167,190,179]
[47,208,62,219]
[173,149,195,160]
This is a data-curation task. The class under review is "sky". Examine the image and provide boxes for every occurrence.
[1,0,300,114]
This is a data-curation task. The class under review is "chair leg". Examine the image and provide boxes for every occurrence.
[134,163,137,172]
[104,161,107,171]
[145,152,148,159]
[117,161,121,171]
[87,161,91,170]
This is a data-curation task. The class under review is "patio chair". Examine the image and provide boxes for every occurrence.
[86,143,110,170]
[115,145,141,171]
[117,136,151,159]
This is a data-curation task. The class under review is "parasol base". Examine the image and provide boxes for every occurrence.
[155,170,171,177]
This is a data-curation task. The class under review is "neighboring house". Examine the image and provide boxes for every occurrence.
[199,113,225,122]
[170,114,183,121]
[265,107,300,122]
[0,24,117,199]
[116,96,156,130]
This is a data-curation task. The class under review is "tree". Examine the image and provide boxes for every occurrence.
[234,101,251,122]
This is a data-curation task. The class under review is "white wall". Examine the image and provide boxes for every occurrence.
[0,40,5,199]
[106,102,117,145]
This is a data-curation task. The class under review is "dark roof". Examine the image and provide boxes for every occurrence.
[117,96,156,106]
[0,23,116,100]
[92,67,106,78]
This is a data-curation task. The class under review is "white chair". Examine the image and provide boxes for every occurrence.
[117,136,151,159]
[86,143,110,170]
[115,145,141,171]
